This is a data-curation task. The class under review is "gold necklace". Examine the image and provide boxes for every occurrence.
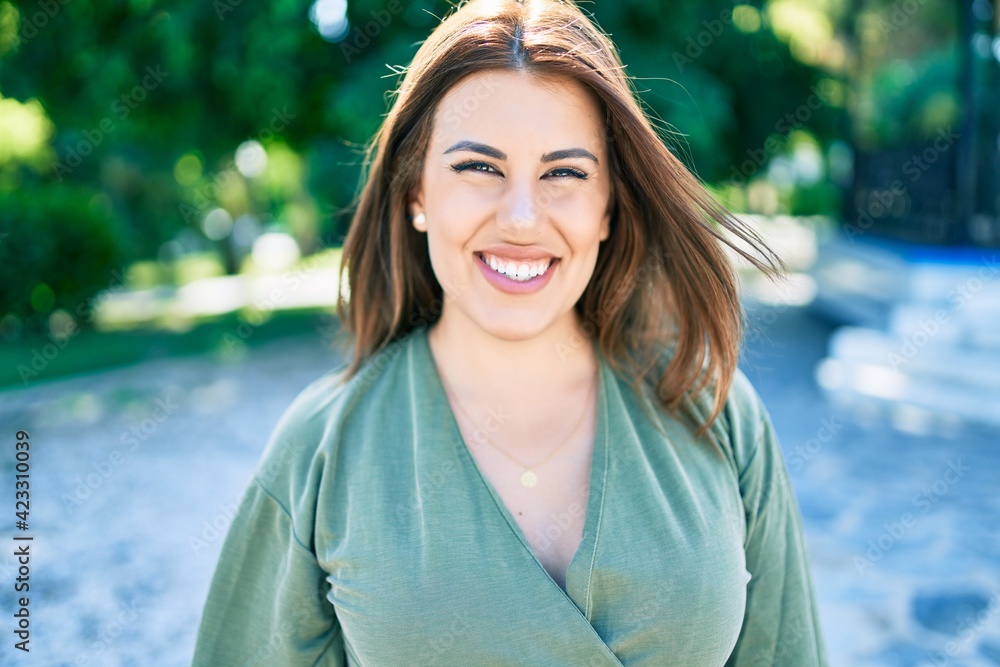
[441,366,598,488]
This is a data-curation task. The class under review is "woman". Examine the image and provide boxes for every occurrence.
[193,0,828,665]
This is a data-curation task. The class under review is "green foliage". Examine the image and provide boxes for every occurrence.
[852,0,961,150]
[0,183,131,335]
[0,0,854,337]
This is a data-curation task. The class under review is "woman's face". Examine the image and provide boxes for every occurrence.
[409,69,613,342]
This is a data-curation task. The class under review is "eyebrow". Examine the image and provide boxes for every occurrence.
[543,147,600,164]
[443,140,599,165]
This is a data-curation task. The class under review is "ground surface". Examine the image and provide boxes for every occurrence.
[1,305,998,666]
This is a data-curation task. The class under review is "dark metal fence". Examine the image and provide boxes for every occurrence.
[846,0,1000,247]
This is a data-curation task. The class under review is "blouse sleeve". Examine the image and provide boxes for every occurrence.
[192,368,351,667]
[722,372,829,667]
[191,476,346,666]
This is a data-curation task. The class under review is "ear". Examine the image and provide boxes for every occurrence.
[599,196,613,242]
[408,184,427,231]
[408,183,424,219]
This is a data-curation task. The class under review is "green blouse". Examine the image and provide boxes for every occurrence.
[193,325,828,666]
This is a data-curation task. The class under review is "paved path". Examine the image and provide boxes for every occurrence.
[0,306,997,666]
[741,302,1000,667]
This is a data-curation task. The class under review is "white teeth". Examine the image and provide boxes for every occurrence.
[481,253,552,282]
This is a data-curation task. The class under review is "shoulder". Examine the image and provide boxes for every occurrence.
[709,368,797,527]
[252,333,417,514]
[671,359,773,479]
[719,367,770,450]
[635,341,775,481]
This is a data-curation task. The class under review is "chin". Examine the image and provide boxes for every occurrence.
[476,315,552,343]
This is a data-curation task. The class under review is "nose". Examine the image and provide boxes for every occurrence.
[496,175,543,231]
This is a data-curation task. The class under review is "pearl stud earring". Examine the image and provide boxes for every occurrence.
[413,212,426,230]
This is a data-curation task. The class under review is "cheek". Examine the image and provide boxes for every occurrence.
[423,214,479,287]
[423,234,469,299]
[428,202,500,266]
[425,164,499,208]
[429,208,477,254]
[425,175,494,227]
[547,188,609,237]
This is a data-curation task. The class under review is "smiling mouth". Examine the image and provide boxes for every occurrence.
[474,252,559,282]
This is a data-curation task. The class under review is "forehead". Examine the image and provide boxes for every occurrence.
[431,69,607,152]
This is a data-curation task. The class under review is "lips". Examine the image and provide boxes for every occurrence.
[476,252,558,280]
[475,244,560,262]
[474,250,559,293]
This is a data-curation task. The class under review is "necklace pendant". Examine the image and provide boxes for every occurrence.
[520,470,538,488]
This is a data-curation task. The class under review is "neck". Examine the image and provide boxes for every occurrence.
[426,304,598,408]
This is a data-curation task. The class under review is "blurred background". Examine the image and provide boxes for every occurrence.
[1,0,998,665]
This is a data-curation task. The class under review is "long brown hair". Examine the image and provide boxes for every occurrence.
[334,0,783,436]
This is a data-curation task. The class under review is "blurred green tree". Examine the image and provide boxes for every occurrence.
[0,0,846,338]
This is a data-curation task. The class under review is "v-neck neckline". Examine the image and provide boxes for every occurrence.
[417,324,611,616]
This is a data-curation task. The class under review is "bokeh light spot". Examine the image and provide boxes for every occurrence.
[733,5,761,33]
[235,140,267,178]
[309,0,349,42]
[30,282,56,313]
[252,232,301,272]
[202,208,234,241]
[174,153,203,186]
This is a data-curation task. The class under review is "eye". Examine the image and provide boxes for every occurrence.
[545,167,588,180]
[451,160,501,176]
